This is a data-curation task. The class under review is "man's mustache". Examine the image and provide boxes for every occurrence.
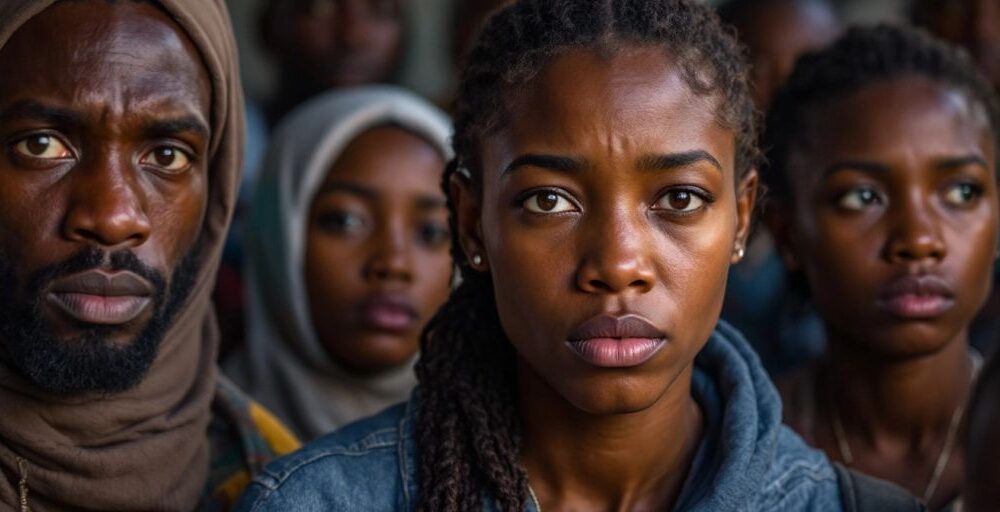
[24,247,167,305]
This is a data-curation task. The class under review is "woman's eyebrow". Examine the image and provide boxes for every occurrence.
[502,153,587,176]
[933,154,989,170]
[316,181,377,198]
[822,160,892,177]
[636,150,722,174]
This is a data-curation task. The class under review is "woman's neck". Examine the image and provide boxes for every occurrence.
[822,329,975,447]
[517,360,704,512]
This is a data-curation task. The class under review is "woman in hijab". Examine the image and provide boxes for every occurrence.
[0,1,297,511]
[226,86,455,441]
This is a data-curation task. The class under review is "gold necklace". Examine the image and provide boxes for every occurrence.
[829,353,981,505]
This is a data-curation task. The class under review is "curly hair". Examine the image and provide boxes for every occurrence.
[414,1,757,510]
[762,24,1000,203]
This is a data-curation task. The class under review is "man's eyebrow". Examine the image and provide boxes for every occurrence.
[502,154,588,176]
[0,100,82,128]
[822,160,892,177]
[934,154,990,171]
[636,150,723,174]
[142,116,210,141]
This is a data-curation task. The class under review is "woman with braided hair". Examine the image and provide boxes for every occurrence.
[237,1,922,510]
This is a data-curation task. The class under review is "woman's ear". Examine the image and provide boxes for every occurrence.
[449,171,489,271]
[733,169,759,263]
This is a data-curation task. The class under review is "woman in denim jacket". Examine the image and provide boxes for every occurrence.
[238,0,922,510]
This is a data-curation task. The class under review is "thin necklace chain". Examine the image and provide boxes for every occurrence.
[16,456,29,512]
[829,352,981,505]
[528,482,542,512]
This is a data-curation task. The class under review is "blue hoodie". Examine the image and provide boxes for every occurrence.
[236,322,843,511]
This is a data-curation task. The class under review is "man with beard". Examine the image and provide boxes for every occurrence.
[0,1,298,510]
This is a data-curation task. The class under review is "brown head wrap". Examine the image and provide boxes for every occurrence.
[0,0,243,510]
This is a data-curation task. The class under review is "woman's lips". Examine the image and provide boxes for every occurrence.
[357,293,419,333]
[46,270,154,325]
[565,314,668,368]
[877,274,956,319]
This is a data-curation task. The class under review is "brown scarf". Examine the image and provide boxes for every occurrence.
[0,1,243,510]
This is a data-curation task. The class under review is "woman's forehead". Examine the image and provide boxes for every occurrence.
[491,47,735,172]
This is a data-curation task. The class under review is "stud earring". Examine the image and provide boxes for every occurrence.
[472,254,483,266]
[735,246,746,261]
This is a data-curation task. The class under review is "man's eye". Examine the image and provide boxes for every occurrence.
[417,222,450,247]
[655,189,706,213]
[837,187,881,211]
[522,191,578,214]
[141,146,192,173]
[13,134,73,160]
[942,182,983,207]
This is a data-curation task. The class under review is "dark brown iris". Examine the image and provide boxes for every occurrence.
[25,135,51,156]
[537,192,559,211]
[667,190,692,210]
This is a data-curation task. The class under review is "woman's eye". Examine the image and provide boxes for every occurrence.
[141,146,192,173]
[522,191,577,214]
[942,182,983,207]
[417,222,450,247]
[13,134,73,160]
[837,187,881,211]
[318,211,366,234]
[655,189,706,213]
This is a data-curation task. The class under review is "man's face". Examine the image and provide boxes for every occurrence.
[0,1,211,394]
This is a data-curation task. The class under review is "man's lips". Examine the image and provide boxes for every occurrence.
[877,274,956,319]
[356,293,419,333]
[565,314,668,368]
[46,270,154,325]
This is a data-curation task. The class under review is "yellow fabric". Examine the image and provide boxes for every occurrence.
[249,402,302,455]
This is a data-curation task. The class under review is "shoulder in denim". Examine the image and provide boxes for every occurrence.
[755,426,842,511]
[234,401,415,512]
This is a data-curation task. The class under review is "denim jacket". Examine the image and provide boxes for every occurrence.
[237,322,845,511]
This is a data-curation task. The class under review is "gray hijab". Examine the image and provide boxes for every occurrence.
[226,86,453,440]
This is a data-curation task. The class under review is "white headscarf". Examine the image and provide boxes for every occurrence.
[226,86,453,440]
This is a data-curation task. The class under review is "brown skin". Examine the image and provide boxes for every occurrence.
[453,47,757,511]
[0,2,210,346]
[305,126,451,374]
[772,77,998,509]
[734,0,840,110]
[263,0,403,122]
[919,0,1000,91]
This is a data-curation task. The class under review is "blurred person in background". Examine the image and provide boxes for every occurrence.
[716,0,841,376]
[260,0,406,126]
[225,86,454,441]
[214,0,409,361]
[766,25,999,510]
[913,0,1000,357]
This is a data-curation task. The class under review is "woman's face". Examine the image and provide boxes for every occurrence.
[454,47,756,415]
[777,76,998,357]
[304,126,452,373]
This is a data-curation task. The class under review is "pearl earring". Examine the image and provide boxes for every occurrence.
[735,246,745,261]
[472,254,483,266]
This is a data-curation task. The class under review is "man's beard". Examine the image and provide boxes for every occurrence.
[0,244,201,395]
